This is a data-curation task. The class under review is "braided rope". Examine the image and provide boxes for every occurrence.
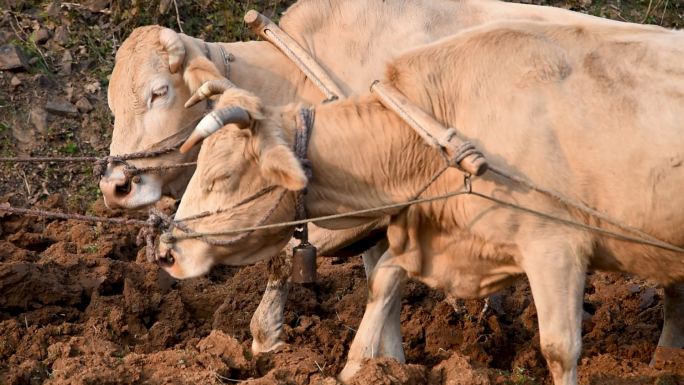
[0,206,148,225]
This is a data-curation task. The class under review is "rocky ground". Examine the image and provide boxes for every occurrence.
[1,0,684,384]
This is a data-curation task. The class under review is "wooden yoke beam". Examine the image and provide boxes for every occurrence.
[371,80,488,176]
[244,10,344,101]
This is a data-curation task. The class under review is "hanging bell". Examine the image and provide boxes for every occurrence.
[292,242,317,283]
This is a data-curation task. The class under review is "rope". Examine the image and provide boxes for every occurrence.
[0,156,101,163]
[263,29,338,101]
[176,185,278,222]
[487,166,664,244]
[147,183,684,255]
[0,206,148,226]
[468,191,684,254]
[217,44,234,80]
[159,190,470,241]
[160,188,288,245]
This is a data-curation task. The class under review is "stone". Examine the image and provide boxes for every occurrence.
[75,97,93,113]
[0,31,19,46]
[46,1,61,18]
[58,63,71,76]
[33,29,50,44]
[46,101,78,117]
[33,74,54,87]
[159,0,172,15]
[10,76,21,86]
[61,50,73,63]
[0,44,29,71]
[83,0,110,12]
[88,133,101,149]
[53,26,70,46]
[58,50,73,76]
[28,57,39,65]
[30,108,50,134]
[78,60,94,72]
[12,125,34,145]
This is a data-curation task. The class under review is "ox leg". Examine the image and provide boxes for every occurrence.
[523,243,586,385]
[339,249,407,381]
[651,283,684,365]
[361,240,404,361]
[250,251,291,354]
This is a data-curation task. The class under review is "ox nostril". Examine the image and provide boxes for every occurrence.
[155,248,175,268]
[115,179,132,195]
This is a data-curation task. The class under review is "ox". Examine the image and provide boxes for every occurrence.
[160,19,684,384]
[103,0,684,364]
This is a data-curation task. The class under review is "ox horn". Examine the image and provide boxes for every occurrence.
[185,79,238,108]
[159,28,185,74]
[180,105,251,153]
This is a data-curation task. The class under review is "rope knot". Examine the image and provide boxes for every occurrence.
[137,213,165,263]
[123,166,140,180]
[448,141,483,171]
[160,233,176,244]
[93,158,109,177]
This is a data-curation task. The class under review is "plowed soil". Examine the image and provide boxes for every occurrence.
[2,194,684,384]
[2,0,684,383]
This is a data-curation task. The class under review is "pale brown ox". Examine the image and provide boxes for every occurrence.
[162,19,684,384]
[104,0,683,364]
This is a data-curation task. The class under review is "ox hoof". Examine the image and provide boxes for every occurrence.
[338,361,362,383]
[251,337,286,354]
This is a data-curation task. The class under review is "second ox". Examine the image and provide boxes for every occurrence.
[159,19,684,384]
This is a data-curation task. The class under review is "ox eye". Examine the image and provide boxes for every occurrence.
[151,86,169,104]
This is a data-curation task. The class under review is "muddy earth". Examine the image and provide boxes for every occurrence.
[1,0,684,384]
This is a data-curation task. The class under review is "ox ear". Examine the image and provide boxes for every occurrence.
[159,28,185,74]
[259,135,308,191]
[184,56,224,94]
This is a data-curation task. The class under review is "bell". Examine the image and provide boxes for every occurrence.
[292,242,317,283]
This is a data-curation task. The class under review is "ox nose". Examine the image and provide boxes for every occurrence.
[99,173,133,208]
[155,246,175,268]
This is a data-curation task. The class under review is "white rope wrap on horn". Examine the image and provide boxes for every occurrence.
[185,79,238,108]
[159,28,186,74]
[180,105,251,153]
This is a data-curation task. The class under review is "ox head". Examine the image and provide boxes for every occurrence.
[154,88,308,278]
[102,26,225,209]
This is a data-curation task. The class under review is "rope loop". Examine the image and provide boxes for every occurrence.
[463,172,472,194]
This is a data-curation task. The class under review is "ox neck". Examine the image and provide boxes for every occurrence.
[276,97,448,229]
[204,41,327,106]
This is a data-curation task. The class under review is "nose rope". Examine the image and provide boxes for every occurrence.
[158,188,288,246]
